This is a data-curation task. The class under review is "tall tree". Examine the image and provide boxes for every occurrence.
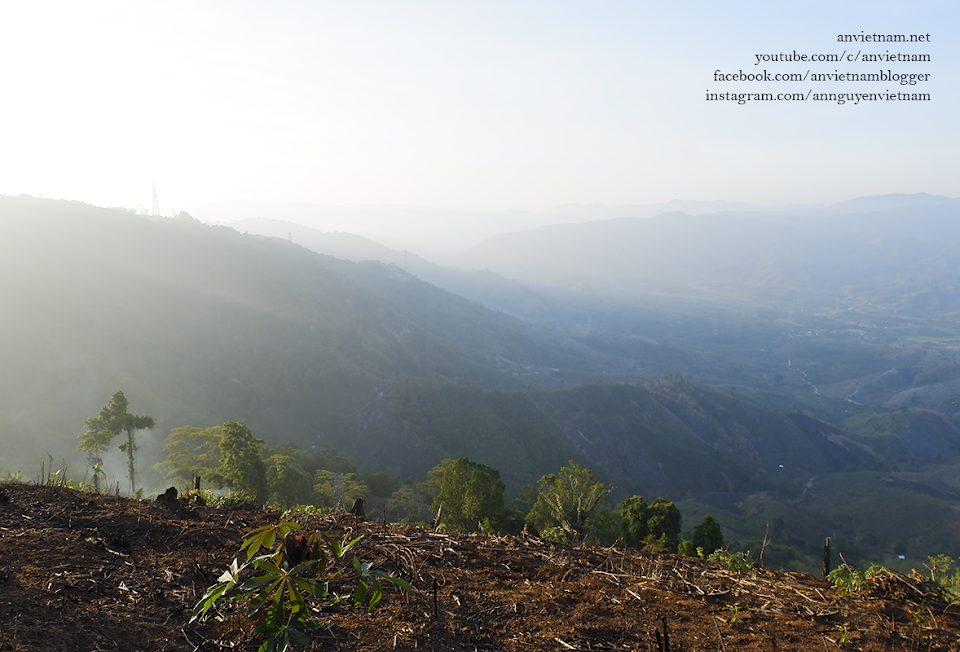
[424,457,505,533]
[619,495,650,549]
[644,497,683,553]
[527,461,611,546]
[156,425,222,487]
[386,483,430,525]
[77,411,115,493]
[78,391,154,494]
[265,454,314,508]
[209,421,267,501]
[691,513,724,555]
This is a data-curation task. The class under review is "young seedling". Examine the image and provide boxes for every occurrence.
[835,623,849,646]
[728,602,740,624]
[191,520,411,652]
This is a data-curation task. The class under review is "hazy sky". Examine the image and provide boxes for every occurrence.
[1,0,956,215]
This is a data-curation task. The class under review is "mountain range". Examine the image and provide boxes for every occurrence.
[5,192,960,571]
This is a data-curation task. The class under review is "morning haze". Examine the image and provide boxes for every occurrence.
[5,188,960,573]
[2,0,960,583]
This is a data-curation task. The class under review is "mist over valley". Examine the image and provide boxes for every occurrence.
[4,192,960,573]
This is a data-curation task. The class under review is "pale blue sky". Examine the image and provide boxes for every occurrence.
[0,0,955,215]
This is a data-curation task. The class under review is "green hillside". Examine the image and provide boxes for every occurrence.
[6,195,960,573]
[0,197,525,467]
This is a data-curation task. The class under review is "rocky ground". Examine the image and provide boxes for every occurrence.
[1,482,958,651]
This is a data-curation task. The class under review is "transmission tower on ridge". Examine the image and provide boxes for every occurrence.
[151,182,160,217]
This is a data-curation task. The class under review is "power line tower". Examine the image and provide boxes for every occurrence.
[151,182,160,217]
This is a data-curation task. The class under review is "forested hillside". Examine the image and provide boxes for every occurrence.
[0,196,529,464]
[6,195,960,573]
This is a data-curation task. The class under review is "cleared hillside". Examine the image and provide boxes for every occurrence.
[3,483,959,652]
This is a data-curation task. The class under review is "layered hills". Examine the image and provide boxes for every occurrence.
[457,201,960,316]
[4,194,960,572]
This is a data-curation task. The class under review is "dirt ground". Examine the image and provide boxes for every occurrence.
[1,483,958,651]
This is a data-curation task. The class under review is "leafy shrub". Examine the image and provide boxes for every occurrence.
[527,462,612,546]
[216,490,261,509]
[279,504,328,526]
[708,549,753,573]
[828,563,888,596]
[924,555,960,602]
[677,540,696,557]
[828,563,867,596]
[191,520,410,652]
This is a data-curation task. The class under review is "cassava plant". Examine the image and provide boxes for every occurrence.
[708,548,753,573]
[191,521,411,652]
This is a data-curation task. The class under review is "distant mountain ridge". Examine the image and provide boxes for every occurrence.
[9,194,960,568]
[0,194,918,497]
[455,203,960,316]
[192,192,960,256]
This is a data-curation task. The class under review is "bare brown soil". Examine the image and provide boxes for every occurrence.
[1,482,958,651]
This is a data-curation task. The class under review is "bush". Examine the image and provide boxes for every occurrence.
[709,549,753,573]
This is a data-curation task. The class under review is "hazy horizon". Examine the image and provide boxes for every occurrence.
[1,0,956,232]
[196,192,960,257]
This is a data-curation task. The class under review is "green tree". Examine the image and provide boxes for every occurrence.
[643,497,682,553]
[619,495,650,549]
[265,454,314,508]
[387,483,430,525]
[156,425,222,487]
[266,443,316,474]
[78,413,116,493]
[312,448,357,474]
[210,421,267,501]
[692,514,724,555]
[527,461,611,546]
[313,470,368,509]
[424,457,505,533]
[616,495,682,553]
[361,471,401,499]
[78,391,154,494]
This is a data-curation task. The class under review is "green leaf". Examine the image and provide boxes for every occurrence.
[353,580,367,608]
[241,522,301,561]
[290,627,312,645]
[286,580,307,617]
[246,579,283,617]
[266,591,284,628]
[367,588,383,611]
[189,582,232,623]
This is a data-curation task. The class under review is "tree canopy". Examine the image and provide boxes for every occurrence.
[78,391,154,494]
[156,425,222,487]
[209,421,267,501]
[265,454,314,507]
[527,461,611,545]
[691,513,724,555]
[425,457,505,533]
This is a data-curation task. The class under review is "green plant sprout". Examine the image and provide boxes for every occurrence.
[727,602,740,624]
[835,623,849,645]
[191,520,411,652]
